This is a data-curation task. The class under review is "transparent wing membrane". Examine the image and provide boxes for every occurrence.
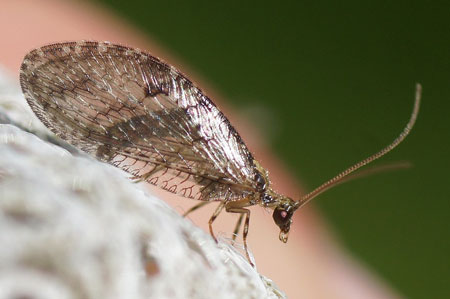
[20,42,260,201]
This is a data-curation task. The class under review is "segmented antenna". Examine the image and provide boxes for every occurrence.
[295,83,422,209]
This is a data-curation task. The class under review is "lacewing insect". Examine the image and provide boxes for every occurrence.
[20,41,421,266]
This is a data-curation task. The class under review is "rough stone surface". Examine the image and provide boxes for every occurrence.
[0,68,285,299]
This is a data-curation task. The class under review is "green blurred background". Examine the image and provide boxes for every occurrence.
[96,0,448,298]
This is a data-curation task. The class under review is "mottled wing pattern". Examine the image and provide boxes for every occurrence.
[20,41,260,201]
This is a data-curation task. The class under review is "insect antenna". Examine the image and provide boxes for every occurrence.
[294,83,422,209]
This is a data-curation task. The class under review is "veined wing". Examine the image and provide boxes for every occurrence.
[20,41,261,201]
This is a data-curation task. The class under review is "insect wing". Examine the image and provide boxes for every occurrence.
[20,41,258,201]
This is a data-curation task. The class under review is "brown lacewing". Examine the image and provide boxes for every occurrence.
[20,41,421,266]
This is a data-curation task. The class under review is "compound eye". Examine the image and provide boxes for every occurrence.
[272,207,291,229]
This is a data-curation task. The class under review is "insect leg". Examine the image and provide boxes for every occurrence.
[208,202,226,243]
[232,213,244,241]
[183,201,211,217]
[226,207,253,267]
